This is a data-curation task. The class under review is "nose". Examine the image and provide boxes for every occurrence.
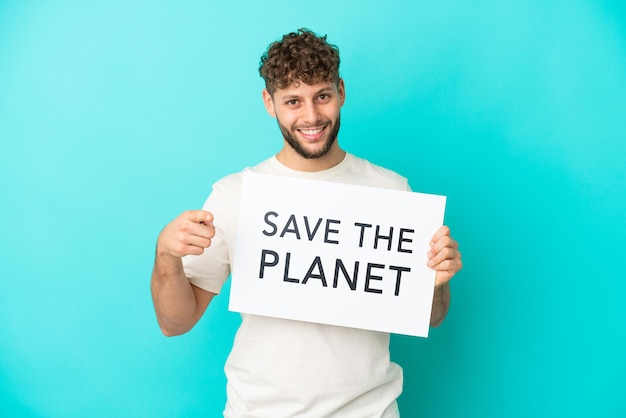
[302,102,320,125]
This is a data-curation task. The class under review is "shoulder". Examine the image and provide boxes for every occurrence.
[348,154,407,181]
[344,154,410,191]
[210,156,275,194]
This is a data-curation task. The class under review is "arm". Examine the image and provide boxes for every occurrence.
[151,210,217,336]
[430,282,451,327]
[427,226,462,327]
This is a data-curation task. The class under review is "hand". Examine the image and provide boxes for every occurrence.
[427,226,462,287]
[157,210,216,258]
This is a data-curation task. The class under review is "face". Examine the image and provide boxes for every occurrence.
[263,79,345,161]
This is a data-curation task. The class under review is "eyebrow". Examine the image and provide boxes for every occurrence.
[314,87,335,95]
[280,87,335,101]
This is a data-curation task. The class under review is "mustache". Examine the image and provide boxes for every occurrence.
[293,119,331,130]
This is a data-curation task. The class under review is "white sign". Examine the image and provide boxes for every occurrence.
[229,172,446,337]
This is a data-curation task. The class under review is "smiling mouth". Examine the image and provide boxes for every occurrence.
[296,125,327,140]
[299,127,324,135]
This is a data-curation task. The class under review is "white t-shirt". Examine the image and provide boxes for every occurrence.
[183,153,411,418]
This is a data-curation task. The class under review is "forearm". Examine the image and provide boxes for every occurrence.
[430,282,450,327]
[151,252,200,336]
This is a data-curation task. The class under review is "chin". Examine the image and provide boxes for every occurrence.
[297,138,335,159]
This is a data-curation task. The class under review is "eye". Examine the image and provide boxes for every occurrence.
[318,94,329,101]
[286,99,298,106]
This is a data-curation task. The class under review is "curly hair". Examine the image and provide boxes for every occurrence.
[259,28,340,95]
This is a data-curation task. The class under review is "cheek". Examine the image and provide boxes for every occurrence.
[277,112,298,127]
[323,105,341,120]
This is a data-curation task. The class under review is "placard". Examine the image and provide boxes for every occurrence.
[229,172,446,337]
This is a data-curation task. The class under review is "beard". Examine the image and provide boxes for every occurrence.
[277,115,341,159]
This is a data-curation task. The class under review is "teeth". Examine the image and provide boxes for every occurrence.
[300,127,323,135]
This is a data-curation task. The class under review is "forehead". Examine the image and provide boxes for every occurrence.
[273,80,337,99]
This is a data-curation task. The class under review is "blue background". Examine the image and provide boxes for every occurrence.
[1,1,625,417]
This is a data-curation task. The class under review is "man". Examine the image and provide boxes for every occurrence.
[151,29,462,418]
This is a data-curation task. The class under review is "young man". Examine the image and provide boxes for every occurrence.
[151,29,462,418]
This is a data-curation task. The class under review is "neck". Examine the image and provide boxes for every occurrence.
[276,143,346,172]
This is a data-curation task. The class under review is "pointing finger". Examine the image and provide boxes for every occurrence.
[184,210,214,225]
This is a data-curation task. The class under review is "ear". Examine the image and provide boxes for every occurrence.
[338,78,346,107]
[262,89,276,118]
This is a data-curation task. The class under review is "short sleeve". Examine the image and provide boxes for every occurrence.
[182,173,242,294]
